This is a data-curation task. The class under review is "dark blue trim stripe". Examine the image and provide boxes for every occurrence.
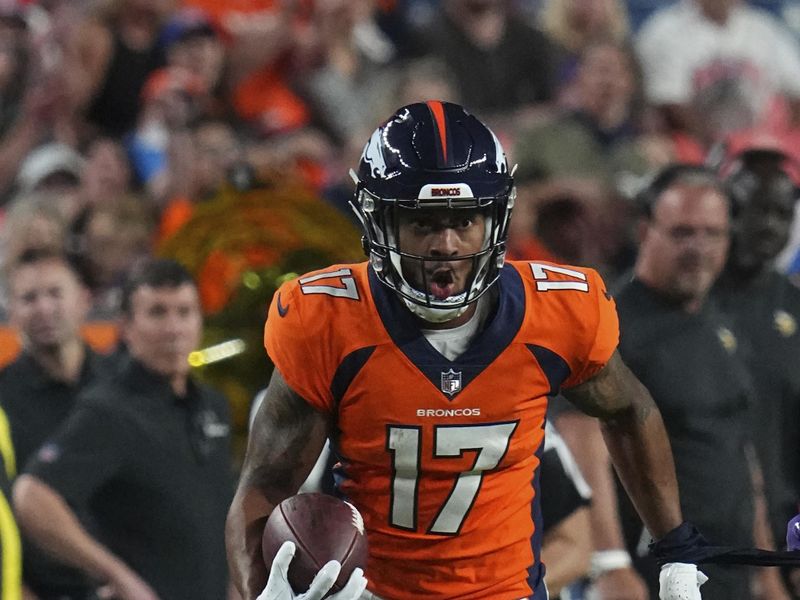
[328,346,374,499]
[526,345,571,396]
[330,346,376,405]
[527,432,547,597]
[368,266,526,399]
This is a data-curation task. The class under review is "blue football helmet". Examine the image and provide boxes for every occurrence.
[350,101,515,322]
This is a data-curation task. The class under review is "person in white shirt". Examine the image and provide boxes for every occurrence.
[636,0,800,146]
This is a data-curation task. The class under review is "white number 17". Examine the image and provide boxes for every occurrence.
[386,422,518,535]
[530,263,589,292]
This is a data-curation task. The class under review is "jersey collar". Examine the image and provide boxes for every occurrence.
[368,264,526,399]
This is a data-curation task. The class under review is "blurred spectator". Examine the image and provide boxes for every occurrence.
[294,0,399,157]
[183,0,311,136]
[161,6,228,119]
[13,258,234,600]
[156,117,243,243]
[125,65,209,203]
[714,146,800,597]
[0,248,111,598]
[615,164,786,599]
[412,0,557,119]
[73,195,156,317]
[79,136,133,209]
[15,142,85,222]
[1,191,68,270]
[509,39,654,274]
[636,0,800,148]
[538,0,631,95]
[0,1,29,135]
[513,39,652,186]
[75,0,172,137]
[0,5,75,203]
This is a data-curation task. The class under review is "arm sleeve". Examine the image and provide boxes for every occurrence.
[24,403,131,509]
[563,269,620,388]
[263,281,336,414]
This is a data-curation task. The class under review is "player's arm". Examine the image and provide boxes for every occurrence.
[561,350,682,540]
[225,367,329,600]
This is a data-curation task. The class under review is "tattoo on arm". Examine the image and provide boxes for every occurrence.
[227,369,329,597]
[240,368,328,504]
[562,351,655,424]
[561,351,683,537]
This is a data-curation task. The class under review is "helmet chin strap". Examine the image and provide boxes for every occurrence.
[402,296,470,323]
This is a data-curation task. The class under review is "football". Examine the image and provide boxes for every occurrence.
[261,493,369,595]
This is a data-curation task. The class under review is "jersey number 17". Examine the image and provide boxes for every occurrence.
[386,421,518,535]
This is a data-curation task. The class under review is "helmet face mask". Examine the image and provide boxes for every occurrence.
[349,102,515,322]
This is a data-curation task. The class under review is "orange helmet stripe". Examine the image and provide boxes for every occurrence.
[427,100,448,164]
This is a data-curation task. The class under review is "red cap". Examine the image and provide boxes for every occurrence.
[719,128,800,185]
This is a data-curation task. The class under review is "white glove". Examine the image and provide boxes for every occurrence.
[257,541,368,600]
[659,562,708,600]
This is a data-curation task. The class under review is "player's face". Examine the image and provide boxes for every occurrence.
[639,184,730,307]
[733,175,795,266]
[396,208,487,300]
[8,259,89,352]
[123,283,202,381]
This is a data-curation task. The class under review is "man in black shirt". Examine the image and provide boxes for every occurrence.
[0,248,109,599]
[13,259,234,600]
[615,164,787,599]
[714,147,800,597]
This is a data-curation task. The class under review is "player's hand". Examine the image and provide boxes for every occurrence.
[591,566,650,599]
[258,541,368,600]
[658,563,707,600]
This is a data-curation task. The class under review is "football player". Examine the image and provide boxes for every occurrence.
[226,102,706,600]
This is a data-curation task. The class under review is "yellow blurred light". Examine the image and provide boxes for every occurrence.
[276,272,299,285]
[242,272,261,290]
[187,338,247,367]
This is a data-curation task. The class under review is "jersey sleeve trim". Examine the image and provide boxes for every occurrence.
[526,344,571,396]
[330,346,376,406]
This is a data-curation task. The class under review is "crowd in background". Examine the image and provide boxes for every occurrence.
[0,0,798,319]
[1,0,800,599]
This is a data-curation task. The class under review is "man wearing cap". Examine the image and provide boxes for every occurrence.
[14,143,85,222]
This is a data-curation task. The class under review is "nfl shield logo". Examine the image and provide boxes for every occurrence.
[441,369,462,396]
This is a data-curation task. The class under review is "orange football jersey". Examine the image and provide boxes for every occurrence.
[264,260,618,599]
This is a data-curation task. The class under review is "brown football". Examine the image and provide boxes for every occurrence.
[261,493,368,595]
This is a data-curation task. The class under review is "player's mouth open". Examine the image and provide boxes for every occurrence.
[429,269,457,299]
